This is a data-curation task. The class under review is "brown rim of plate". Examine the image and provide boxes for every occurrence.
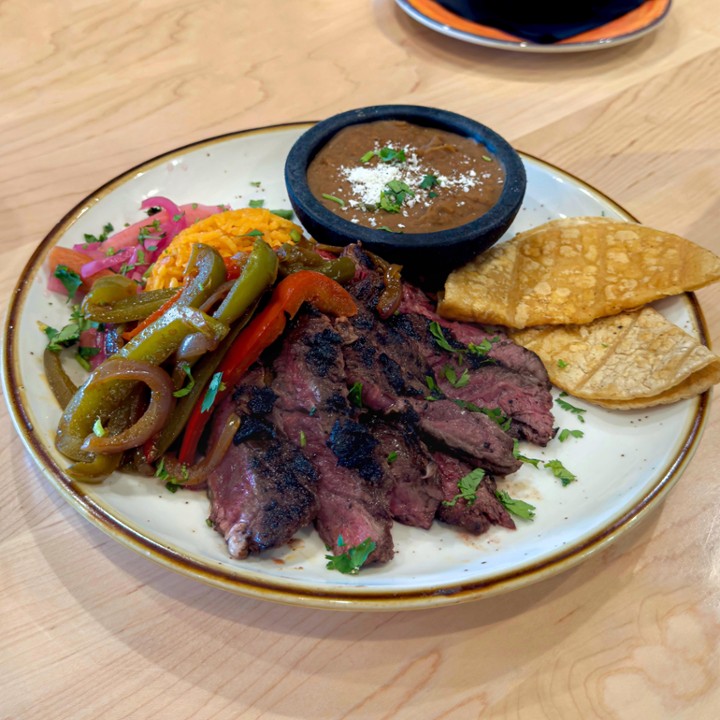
[1,122,712,611]
[399,0,672,49]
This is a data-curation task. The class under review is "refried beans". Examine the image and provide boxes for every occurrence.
[306,120,505,234]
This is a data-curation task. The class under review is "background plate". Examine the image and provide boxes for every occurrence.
[2,123,710,610]
[395,0,672,53]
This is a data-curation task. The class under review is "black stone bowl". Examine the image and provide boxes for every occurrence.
[284,104,527,287]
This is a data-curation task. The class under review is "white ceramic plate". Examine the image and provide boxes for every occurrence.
[395,0,672,53]
[2,124,710,610]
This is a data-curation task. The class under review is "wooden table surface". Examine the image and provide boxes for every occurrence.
[2,1,719,718]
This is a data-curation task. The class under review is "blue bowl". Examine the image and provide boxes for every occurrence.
[284,104,526,286]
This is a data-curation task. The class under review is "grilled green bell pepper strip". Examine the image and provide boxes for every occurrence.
[277,239,356,284]
[43,346,78,409]
[56,305,228,464]
[144,302,259,462]
[82,287,178,324]
[175,243,228,309]
[148,240,277,458]
[213,239,279,325]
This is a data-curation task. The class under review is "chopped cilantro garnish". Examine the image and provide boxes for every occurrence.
[165,481,181,493]
[512,439,542,468]
[495,490,536,520]
[419,174,438,190]
[555,393,587,423]
[545,459,577,486]
[242,229,264,238]
[425,375,442,401]
[480,406,512,431]
[325,536,376,574]
[249,199,265,208]
[442,468,486,507]
[558,428,584,442]
[322,193,345,207]
[557,359,569,369]
[386,451,398,465]
[271,209,293,220]
[92,417,106,437]
[378,147,406,163]
[348,381,363,408]
[380,180,414,213]
[201,372,225,413]
[428,321,457,353]
[361,147,406,165]
[468,337,498,356]
[82,222,114,245]
[249,180,262,187]
[76,346,99,371]
[173,363,196,398]
[443,365,470,389]
[172,212,185,222]
[54,265,83,301]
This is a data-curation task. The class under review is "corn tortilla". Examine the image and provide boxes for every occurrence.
[511,306,720,409]
[438,217,720,329]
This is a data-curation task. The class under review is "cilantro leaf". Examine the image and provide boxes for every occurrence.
[495,489,536,520]
[419,174,438,190]
[558,428,584,442]
[173,363,196,398]
[545,459,577,486]
[428,321,457,353]
[386,451,398,465]
[555,393,587,423]
[443,468,486,507]
[348,381,363,408]
[321,193,345,207]
[201,372,225,413]
[424,375,443,401]
[54,265,83,301]
[249,199,265,208]
[325,536,377,574]
[443,365,470,389]
[271,209,294,220]
[512,439,542,468]
[92,417,106,437]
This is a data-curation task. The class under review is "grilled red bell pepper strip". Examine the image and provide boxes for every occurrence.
[177,270,357,463]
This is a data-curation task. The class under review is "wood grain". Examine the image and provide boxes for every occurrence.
[2,1,720,718]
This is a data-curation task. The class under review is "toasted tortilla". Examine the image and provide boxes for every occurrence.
[438,217,720,329]
[510,306,720,409]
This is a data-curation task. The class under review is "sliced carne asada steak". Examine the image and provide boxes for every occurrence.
[367,414,443,530]
[206,381,319,559]
[270,311,395,565]
[433,451,515,534]
[400,282,551,388]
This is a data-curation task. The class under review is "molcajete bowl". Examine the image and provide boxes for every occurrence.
[284,104,527,287]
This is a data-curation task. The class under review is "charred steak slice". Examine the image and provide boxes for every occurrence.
[367,414,442,530]
[336,288,521,475]
[206,384,319,559]
[433,451,515,535]
[376,303,555,447]
[270,311,394,565]
[400,283,550,388]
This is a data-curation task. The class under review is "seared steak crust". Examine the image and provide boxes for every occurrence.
[271,312,395,564]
